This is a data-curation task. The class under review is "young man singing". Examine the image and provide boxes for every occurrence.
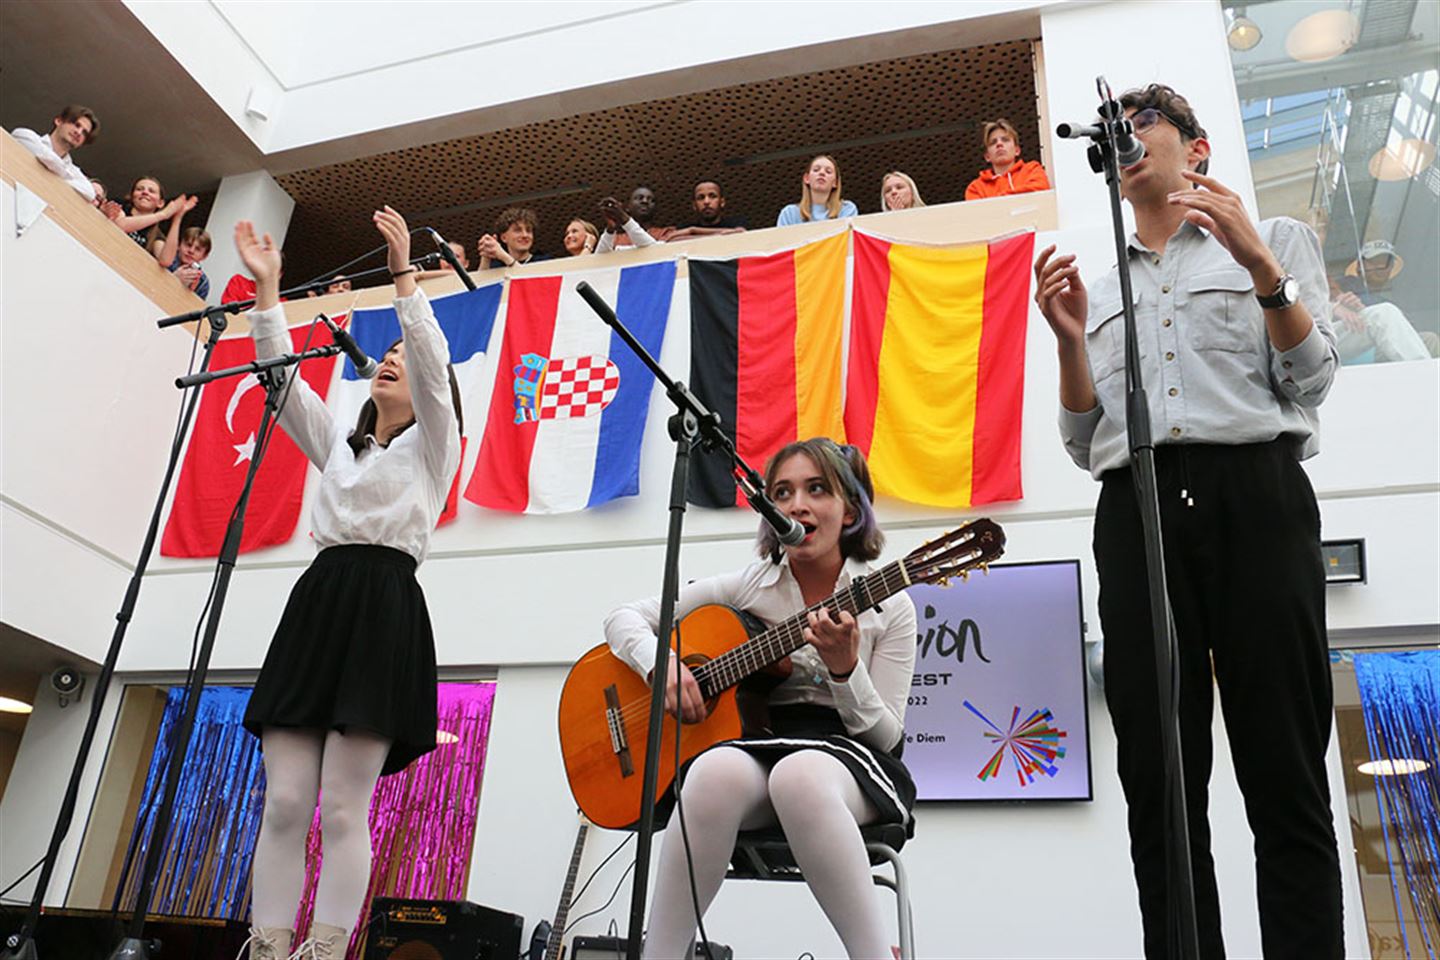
[1034,84,1343,960]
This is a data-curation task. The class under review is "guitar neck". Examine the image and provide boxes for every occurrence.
[693,557,914,696]
[545,821,589,960]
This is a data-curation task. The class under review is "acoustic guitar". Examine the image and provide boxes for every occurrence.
[557,518,1005,829]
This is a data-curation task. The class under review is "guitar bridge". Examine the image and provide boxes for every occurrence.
[603,684,634,778]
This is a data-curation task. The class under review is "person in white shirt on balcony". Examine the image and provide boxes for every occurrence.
[10,104,100,202]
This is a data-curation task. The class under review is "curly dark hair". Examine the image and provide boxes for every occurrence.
[493,207,539,236]
[1119,84,1210,175]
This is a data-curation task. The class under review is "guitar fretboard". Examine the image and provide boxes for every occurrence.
[545,821,589,960]
[689,558,912,695]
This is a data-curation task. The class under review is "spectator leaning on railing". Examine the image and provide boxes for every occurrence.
[10,105,100,202]
[478,207,550,269]
[595,194,657,252]
[116,176,191,257]
[965,119,1050,201]
[776,155,858,226]
[170,226,213,300]
[669,180,748,240]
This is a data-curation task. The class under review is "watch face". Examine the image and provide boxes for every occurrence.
[1281,276,1301,304]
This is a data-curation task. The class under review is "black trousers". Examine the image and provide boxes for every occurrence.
[1094,440,1344,959]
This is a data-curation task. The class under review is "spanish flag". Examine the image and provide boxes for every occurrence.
[687,232,848,506]
[845,230,1033,508]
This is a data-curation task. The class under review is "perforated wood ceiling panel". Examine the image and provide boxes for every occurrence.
[276,41,1040,284]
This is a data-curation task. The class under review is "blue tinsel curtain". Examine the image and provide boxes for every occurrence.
[113,686,265,919]
[1353,650,1440,959]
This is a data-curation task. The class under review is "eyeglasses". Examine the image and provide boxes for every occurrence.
[1130,107,1195,140]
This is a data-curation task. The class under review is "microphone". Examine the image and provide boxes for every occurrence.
[320,315,378,379]
[1112,123,1146,168]
[735,474,806,546]
[428,228,476,291]
[1056,121,1103,139]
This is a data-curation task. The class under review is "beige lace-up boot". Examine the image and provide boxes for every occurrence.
[289,921,347,959]
[235,926,292,960]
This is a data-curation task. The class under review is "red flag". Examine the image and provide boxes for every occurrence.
[161,324,339,557]
[437,436,467,528]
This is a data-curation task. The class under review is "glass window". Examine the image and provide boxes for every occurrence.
[1225,1,1440,365]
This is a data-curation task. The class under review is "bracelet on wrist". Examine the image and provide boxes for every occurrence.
[828,663,856,682]
[390,267,418,279]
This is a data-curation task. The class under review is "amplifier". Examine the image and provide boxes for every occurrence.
[570,935,732,960]
[364,898,523,960]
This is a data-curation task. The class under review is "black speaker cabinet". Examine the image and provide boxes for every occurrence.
[364,898,523,960]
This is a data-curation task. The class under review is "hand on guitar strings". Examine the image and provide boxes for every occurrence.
[655,657,707,723]
[804,605,860,680]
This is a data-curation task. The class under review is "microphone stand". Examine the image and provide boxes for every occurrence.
[1066,76,1199,960]
[0,249,424,959]
[107,342,343,960]
[573,282,782,960]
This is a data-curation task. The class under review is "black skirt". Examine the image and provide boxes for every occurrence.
[684,703,917,837]
[243,544,438,776]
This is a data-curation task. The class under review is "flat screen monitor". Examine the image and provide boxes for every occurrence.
[904,559,1092,802]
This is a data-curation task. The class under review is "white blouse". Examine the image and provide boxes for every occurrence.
[604,555,917,752]
[249,289,460,564]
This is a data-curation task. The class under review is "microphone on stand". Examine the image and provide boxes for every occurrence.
[735,473,806,546]
[320,315,378,378]
[428,228,477,291]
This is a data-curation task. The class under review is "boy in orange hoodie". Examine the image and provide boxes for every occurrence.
[965,119,1051,200]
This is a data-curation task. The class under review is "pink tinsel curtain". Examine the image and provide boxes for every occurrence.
[292,681,496,958]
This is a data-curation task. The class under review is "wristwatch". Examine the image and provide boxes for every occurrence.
[1257,273,1300,310]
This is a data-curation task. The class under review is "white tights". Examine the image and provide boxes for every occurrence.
[251,727,390,931]
[642,747,889,960]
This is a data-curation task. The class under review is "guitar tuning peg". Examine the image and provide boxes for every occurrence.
[960,570,970,581]
[981,563,990,574]
[939,577,951,588]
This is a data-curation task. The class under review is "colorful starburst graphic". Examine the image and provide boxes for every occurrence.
[964,702,1068,786]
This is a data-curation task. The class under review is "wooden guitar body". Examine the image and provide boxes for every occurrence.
[558,604,752,830]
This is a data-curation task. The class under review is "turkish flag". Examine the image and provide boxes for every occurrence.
[161,322,340,557]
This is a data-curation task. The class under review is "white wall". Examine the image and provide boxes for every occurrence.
[3,1,1434,957]
[122,0,1054,156]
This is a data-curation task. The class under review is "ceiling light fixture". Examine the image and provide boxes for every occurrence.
[1226,8,1262,51]
[1358,758,1430,776]
[1369,138,1437,181]
[1285,10,1359,63]
[0,696,33,714]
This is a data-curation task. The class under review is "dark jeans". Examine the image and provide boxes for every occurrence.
[1094,440,1344,959]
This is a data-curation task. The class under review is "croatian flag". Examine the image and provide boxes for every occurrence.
[333,284,502,524]
[465,261,675,513]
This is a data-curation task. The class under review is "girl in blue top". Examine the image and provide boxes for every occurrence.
[776,154,858,226]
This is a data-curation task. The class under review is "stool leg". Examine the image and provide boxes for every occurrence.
[867,844,914,960]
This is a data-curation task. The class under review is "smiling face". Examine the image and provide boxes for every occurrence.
[882,174,914,210]
[53,115,92,153]
[501,220,534,257]
[130,178,163,213]
[563,220,592,255]
[804,157,837,196]
[767,451,854,566]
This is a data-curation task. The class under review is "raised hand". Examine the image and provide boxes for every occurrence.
[234,220,281,283]
[1034,244,1088,346]
[1169,171,1278,279]
[476,234,506,265]
[373,205,416,296]
[598,197,629,230]
[805,606,860,679]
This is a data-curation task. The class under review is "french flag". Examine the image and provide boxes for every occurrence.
[465,261,675,514]
[331,284,502,524]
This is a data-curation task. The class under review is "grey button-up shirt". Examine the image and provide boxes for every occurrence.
[1060,217,1338,478]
